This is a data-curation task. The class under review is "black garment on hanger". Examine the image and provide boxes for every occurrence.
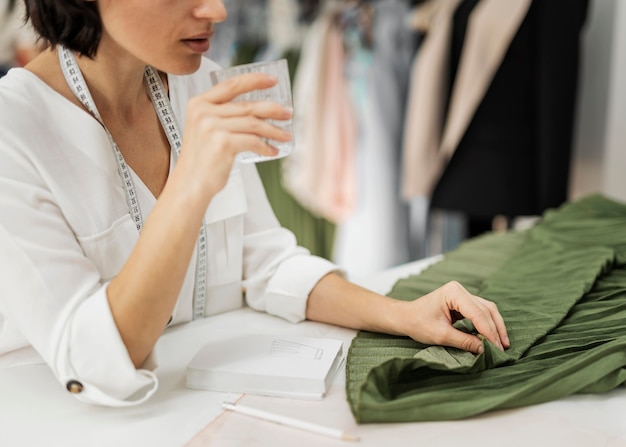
[430,0,589,236]
[442,0,479,121]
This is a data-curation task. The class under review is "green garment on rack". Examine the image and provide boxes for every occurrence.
[346,194,626,423]
[256,159,336,259]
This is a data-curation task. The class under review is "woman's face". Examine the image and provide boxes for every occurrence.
[96,0,227,74]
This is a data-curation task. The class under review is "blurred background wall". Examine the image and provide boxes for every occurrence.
[571,0,616,201]
[574,0,626,203]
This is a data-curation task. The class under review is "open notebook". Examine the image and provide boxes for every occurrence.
[186,334,345,400]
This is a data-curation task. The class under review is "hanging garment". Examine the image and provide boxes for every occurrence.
[402,0,589,219]
[402,0,465,256]
[333,0,418,276]
[266,0,306,58]
[402,0,531,200]
[346,194,626,423]
[282,4,358,223]
[369,0,418,261]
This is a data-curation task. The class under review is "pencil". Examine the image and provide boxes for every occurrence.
[222,401,360,442]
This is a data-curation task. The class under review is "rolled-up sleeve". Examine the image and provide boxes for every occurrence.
[239,164,345,322]
[67,284,158,405]
[0,223,158,406]
[262,253,341,322]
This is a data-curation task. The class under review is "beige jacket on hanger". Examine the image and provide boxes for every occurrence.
[402,0,532,200]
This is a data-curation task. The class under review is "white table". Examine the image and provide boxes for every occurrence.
[1,258,625,447]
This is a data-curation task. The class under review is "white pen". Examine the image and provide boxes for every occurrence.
[222,401,360,442]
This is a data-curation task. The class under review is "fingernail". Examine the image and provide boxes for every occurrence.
[477,345,484,354]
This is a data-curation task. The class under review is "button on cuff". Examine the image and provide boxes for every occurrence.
[66,380,84,394]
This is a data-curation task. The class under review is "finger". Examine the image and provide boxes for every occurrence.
[204,100,293,121]
[450,297,503,350]
[469,311,503,351]
[442,327,484,354]
[238,139,280,159]
[206,72,278,104]
[477,297,510,348]
[214,115,292,143]
[217,132,280,159]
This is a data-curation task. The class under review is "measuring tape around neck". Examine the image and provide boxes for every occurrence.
[59,47,208,320]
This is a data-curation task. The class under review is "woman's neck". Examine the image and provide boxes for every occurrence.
[75,44,152,123]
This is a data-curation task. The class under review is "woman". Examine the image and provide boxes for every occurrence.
[0,0,509,406]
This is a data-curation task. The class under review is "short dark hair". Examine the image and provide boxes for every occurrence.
[24,0,101,58]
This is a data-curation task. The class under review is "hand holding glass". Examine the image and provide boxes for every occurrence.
[209,59,293,163]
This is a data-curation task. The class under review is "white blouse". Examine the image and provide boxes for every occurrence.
[0,58,341,406]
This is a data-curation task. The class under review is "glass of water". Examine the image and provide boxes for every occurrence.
[209,59,294,163]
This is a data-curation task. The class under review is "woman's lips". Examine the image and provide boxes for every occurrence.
[182,38,210,53]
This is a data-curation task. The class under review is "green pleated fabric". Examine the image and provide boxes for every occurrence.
[346,194,626,423]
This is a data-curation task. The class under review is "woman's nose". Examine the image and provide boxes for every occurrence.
[194,0,228,23]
